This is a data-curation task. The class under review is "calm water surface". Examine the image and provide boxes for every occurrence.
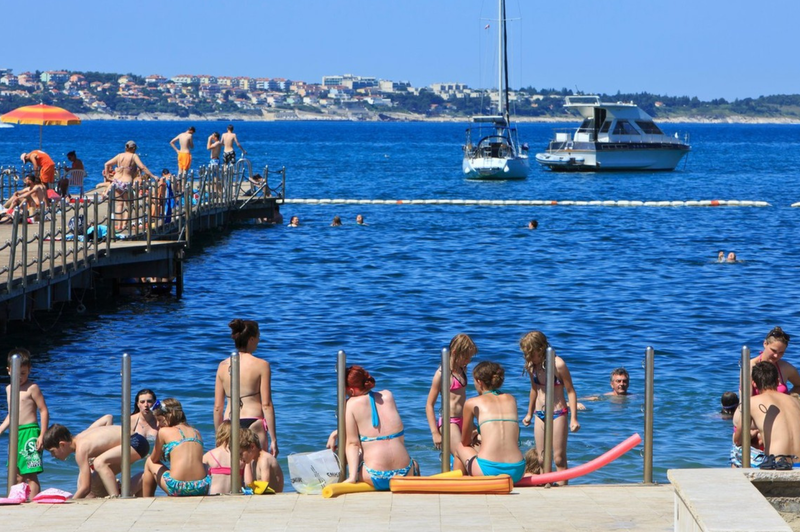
[2,120,800,493]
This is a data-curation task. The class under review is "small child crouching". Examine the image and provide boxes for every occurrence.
[239,427,284,493]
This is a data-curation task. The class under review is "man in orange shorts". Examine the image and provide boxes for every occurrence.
[21,151,56,188]
[169,126,195,172]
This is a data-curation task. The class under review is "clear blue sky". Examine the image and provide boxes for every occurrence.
[4,0,798,101]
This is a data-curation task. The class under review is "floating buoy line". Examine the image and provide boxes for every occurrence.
[284,198,772,207]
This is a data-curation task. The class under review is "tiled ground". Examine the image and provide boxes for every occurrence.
[0,484,673,532]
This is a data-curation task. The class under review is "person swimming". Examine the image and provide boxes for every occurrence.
[720,391,738,419]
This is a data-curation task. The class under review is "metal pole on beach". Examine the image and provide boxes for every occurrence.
[337,350,347,482]
[120,353,132,498]
[644,346,655,484]
[441,347,451,473]
[6,355,20,496]
[543,346,555,475]
[741,346,751,468]
[230,352,242,493]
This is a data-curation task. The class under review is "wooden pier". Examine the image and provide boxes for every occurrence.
[0,162,283,331]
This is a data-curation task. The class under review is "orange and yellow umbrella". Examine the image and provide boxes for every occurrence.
[1,103,81,148]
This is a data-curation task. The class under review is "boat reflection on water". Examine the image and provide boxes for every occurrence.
[536,96,691,171]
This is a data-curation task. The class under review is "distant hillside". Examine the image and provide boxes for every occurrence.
[2,70,800,122]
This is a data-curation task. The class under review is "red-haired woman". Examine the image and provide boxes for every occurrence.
[334,365,418,490]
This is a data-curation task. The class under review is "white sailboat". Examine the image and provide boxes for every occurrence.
[462,0,529,180]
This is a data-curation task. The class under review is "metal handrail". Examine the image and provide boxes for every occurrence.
[1,163,277,294]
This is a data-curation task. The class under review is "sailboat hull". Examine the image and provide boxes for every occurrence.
[463,154,529,180]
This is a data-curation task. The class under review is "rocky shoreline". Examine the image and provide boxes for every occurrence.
[75,110,800,125]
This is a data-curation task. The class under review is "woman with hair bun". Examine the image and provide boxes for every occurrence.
[339,365,418,490]
[456,361,525,483]
[214,319,278,456]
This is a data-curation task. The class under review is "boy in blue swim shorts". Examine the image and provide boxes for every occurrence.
[0,348,49,499]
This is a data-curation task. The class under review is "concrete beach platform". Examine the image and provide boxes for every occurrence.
[0,483,673,532]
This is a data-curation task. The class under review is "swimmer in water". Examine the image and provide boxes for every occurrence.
[720,391,738,419]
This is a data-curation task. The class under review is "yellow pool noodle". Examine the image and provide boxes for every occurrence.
[321,470,463,498]
[390,474,513,494]
[321,482,375,498]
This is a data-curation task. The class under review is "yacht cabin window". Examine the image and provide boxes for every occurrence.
[635,121,664,135]
[577,118,594,134]
[599,121,612,133]
[612,120,640,135]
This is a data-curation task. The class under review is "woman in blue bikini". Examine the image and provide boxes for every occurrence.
[342,365,419,490]
[457,361,525,483]
[520,331,580,483]
[143,398,210,497]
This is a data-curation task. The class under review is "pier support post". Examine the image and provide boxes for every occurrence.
[230,352,242,493]
[441,347,451,473]
[644,346,655,483]
[6,355,20,496]
[740,346,751,468]
[120,353,132,498]
[337,350,346,482]
[543,346,555,475]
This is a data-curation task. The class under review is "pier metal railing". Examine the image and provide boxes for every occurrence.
[0,162,281,297]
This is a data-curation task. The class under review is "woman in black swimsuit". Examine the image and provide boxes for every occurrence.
[213,319,278,456]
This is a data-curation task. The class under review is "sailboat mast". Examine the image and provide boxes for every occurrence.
[499,0,510,125]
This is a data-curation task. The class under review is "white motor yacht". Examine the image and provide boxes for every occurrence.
[536,96,690,171]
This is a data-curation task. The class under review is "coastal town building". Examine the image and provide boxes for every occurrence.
[0,67,570,120]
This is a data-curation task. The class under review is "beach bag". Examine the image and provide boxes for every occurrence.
[288,449,340,494]
[68,214,85,235]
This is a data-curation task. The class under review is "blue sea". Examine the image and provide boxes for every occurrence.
[2,120,800,494]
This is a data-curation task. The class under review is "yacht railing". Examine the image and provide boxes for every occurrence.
[546,128,690,151]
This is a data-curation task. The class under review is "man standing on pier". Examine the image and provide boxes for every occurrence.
[20,150,55,189]
[170,126,195,173]
[221,124,246,165]
[207,132,222,166]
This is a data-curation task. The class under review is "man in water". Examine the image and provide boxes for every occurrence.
[608,368,631,396]
[207,132,222,166]
[579,368,630,403]
[221,125,246,165]
[169,126,195,173]
[735,361,800,467]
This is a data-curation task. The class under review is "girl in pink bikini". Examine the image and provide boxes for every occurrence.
[747,327,800,396]
[203,421,249,495]
[520,330,580,483]
[425,333,477,472]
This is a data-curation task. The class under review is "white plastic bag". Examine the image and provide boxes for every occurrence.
[288,449,341,494]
